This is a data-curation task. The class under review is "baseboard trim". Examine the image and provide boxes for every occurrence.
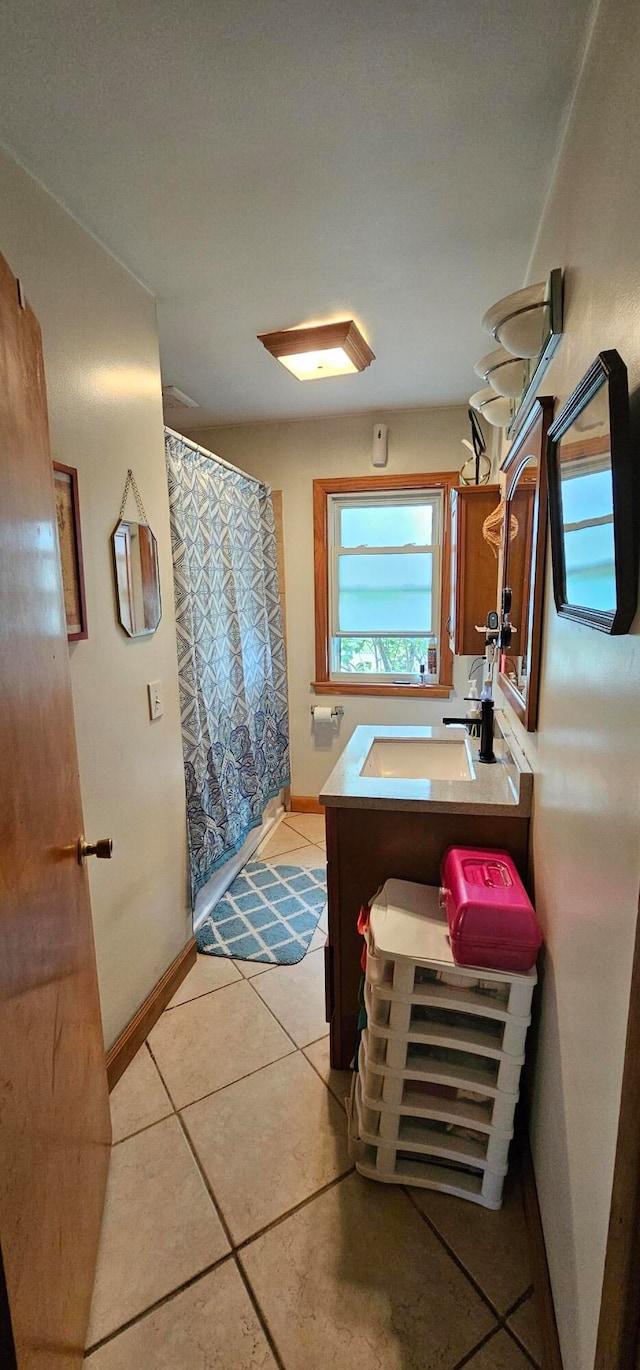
[290,795,324,814]
[106,937,197,1091]
[521,1138,563,1369]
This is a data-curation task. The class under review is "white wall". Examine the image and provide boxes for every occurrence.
[497,1,640,1363]
[193,407,477,795]
[0,149,190,1049]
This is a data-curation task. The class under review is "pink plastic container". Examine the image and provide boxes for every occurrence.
[440,847,542,974]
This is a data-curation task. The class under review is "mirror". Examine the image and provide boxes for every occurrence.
[112,520,162,637]
[547,350,637,635]
[498,397,554,731]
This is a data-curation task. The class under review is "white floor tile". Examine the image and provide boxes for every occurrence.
[508,1292,542,1366]
[182,1052,351,1243]
[86,1117,229,1346]
[148,980,294,1109]
[412,1173,533,1312]
[234,957,272,979]
[283,813,326,844]
[85,1260,276,1368]
[268,842,326,871]
[109,1045,172,1145]
[251,948,328,1047]
[464,1329,534,1368]
[308,924,326,952]
[240,1171,495,1370]
[167,953,241,1008]
[303,1036,352,1109]
[257,825,309,859]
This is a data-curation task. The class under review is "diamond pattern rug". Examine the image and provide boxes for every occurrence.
[196,859,327,966]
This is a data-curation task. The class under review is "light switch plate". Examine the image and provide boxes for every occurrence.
[147,680,163,721]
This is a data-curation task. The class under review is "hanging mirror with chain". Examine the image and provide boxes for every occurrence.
[112,469,162,637]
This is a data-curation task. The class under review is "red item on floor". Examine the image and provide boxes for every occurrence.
[357,905,370,972]
[440,846,542,974]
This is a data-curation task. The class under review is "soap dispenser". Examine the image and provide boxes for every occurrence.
[466,679,481,738]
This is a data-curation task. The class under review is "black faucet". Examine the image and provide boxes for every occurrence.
[476,697,496,764]
[443,697,496,765]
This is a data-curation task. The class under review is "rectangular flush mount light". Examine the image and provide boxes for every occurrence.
[257,319,375,381]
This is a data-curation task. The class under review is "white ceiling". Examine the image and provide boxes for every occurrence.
[0,0,593,427]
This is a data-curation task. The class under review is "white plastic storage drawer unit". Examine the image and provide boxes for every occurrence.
[348,879,537,1210]
[349,1075,509,1208]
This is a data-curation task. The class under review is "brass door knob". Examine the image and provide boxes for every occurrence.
[77,836,113,864]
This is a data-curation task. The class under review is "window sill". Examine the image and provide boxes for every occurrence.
[311,679,454,699]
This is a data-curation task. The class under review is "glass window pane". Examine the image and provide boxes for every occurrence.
[337,552,433,633]
[561,465,616,610]
[564,522,616,610]
[340,502,433,548]
[337,637,431,674]
[561,466,612,525]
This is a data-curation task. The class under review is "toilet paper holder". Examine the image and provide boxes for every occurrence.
[310,706,344,719]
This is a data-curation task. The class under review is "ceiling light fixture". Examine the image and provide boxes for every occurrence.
[257,319,375,381]
[469,387,512,428]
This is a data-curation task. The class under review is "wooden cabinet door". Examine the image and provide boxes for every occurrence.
[450,485,500,655]
[0,252,110,1368]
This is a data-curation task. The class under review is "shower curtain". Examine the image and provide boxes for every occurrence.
[165,431,290,904]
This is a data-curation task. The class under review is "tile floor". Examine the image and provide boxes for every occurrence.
[85,813,542,1369]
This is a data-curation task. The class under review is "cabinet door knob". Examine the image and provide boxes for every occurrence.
[77,836,113,864]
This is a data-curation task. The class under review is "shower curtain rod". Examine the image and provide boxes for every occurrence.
[164,425,265,489]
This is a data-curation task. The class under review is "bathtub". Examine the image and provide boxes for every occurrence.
[192,793,284,933]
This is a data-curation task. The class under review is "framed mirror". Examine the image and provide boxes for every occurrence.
[547,350,637,635]
[498,396,554,731]
[112,519,162,637]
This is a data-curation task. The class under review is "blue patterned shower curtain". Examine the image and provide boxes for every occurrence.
[165,431,290,904]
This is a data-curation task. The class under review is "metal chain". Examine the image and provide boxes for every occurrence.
[118,468,149,524]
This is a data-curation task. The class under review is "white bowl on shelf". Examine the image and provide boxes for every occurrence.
[481,281,548,358]
[469,387,512,428]
[474,347,529,398]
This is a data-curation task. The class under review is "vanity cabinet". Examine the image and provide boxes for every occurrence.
[323,803,530,1070]
[320,723,533,1070]
[449,484,500,655]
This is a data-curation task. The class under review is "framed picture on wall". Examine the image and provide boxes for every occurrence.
[53,462,88,641]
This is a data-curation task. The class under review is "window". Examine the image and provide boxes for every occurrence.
[312,474,454,697]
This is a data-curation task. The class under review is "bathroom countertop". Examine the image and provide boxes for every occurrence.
[319,715,533,816]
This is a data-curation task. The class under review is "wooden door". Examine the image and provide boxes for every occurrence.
[0,252,111,1367]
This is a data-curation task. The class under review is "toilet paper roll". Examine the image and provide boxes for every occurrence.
[312,706,334,724]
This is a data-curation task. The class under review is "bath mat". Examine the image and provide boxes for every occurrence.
[196,859,326,966]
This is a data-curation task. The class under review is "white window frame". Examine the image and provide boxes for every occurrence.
[327,489,444,683]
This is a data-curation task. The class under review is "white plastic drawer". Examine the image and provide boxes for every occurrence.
[356,1146,505,1209]
[364,1019,524,1094]
[365,981,531,1056]
[347,1088,505,1210]
[358,1036,519,1133]
[365,982,529,1058]
[364,929,535,1021]
[356,1075,515,1142]
[352,1076,511,1172]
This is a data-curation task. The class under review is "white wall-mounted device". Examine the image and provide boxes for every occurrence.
[372,423,388,467]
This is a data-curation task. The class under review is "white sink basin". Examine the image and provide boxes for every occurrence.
[360,736,472,782]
